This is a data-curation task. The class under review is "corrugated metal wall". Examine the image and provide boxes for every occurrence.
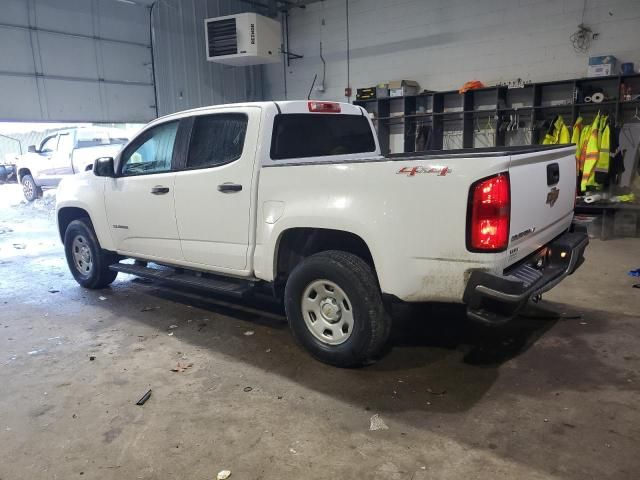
[152,0,264,117]
[0,0,156,123]
[0,0,262,123]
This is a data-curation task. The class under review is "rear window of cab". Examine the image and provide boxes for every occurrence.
[270,113,376,160]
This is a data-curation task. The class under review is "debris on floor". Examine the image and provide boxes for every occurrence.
[171,362,193,373]
[167,332,174,336]
[426,388,447,396]
[369,414,389,431]
[217,470,231,480]
[48,289,59,294]
[89,356,96,361]
[243,330,255,336]
[140,306,159,312]
[98,296,107,301]
[136,389,152,406]
[168,325,178,329]
[289,448,297,454]
[243,386,253,392]
[12,243,26,249]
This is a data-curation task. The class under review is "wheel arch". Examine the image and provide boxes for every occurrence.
[17,167,32,182]
[273,227,378,292]
[57,207,92,243]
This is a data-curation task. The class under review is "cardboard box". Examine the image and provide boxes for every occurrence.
[388,80,419,97]
[588,55,618,66]
[587,64,615,77]
[587,55,618,77]
[356,85,388,101]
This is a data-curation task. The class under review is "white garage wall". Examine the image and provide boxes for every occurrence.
[0,0,155,123]
[263,0,640,101]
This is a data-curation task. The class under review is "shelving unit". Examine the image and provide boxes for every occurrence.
[354,73,640,154]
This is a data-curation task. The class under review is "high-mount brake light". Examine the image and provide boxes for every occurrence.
[308,101,341,113]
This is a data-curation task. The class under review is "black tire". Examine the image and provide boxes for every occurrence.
[284,250,391,367]
[21,174,42,202]
[63,218,118,289]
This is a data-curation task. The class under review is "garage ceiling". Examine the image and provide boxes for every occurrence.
[0,0,155,123]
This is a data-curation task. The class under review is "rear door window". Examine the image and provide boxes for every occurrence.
[270,114,376,160]
[186,113,248,169]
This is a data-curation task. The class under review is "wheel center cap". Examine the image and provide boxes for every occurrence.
[319,297,341,322]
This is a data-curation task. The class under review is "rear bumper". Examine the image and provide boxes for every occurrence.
[463,231,589,326]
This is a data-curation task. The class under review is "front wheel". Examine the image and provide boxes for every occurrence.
[21,174,42,202]
[64,218,118,289]
[284,250,391,367]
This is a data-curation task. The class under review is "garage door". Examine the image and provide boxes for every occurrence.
[0,0,156,123]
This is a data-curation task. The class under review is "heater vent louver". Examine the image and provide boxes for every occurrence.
[207,18,238,57]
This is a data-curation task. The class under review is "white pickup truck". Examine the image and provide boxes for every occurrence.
[56,100,588,366]
[16,127,129,201]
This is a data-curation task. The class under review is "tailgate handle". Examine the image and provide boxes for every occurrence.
[547,163,560,186]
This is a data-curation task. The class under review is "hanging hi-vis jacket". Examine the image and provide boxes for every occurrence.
[572,116,583,171]
[576,114,595,173]
[542,116,570,145]
[594,120,610,184]
[580,114,610,192]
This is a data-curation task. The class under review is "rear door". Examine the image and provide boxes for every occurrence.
[51,131,75,177]
[506,146,576,266]
[173,108,259,272]
[104,120,183,261]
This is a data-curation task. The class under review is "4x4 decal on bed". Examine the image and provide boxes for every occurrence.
[397,166,452,177]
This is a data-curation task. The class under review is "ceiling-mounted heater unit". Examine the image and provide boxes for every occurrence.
[205,13,281,66]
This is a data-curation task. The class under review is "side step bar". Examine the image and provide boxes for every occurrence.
[109,263,252,298]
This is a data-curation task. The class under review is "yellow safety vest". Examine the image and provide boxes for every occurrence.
[577,123,590,172]
[572,116,583,172]
[542,116,567,145]
[593,121,610,185]
[581,113,601,192]
[559,124,570,144]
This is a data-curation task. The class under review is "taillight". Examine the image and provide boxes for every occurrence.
[308,101,341,113]
[467,173,510,252]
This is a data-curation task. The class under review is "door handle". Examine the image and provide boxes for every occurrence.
[151,186,170,195]
[217,183,242,193]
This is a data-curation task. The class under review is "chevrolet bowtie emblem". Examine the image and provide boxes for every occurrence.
[546,187,560,207]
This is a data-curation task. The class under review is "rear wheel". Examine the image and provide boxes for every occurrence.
[21,174,41,202]
[284,250,391,367]
[64,218,118,289]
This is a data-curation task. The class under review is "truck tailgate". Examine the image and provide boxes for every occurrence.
[506,146,576,267]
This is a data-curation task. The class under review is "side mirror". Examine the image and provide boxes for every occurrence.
[93,157,116,177]
[27,145,37,153]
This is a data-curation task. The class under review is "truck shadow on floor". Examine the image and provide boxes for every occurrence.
[124,280,569,414]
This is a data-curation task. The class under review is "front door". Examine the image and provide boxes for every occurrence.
[104,120,183,261]
[173,109,258,272]
[35,134,59,185]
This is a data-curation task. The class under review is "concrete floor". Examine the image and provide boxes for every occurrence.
[0,183,639,480]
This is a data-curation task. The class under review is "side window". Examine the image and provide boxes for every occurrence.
[186,113,247,169]
[121,121,178,176]
[40,135,58,154]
